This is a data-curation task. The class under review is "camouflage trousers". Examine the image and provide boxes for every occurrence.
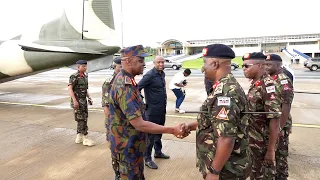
[110,152,120,179]
[201,171,249,180]
[73,98,88,135]
[111,152,145,180]
[105,118,120,178]
[250,147,276,180]
[275,128,289,180]
[198,160,250,180]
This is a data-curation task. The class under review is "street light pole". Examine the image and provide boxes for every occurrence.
[120,0,124,48]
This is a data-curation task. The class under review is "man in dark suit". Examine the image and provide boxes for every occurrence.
[138,56,170,169]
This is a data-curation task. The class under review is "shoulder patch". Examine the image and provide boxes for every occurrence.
[216,107,229,120]
[266,85,276,93]
[214,83,223,95]
[217,97,231,106]
[283,84,290,91]
[270,93,276,100]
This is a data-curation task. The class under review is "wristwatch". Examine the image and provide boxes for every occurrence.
[208,165,220,175]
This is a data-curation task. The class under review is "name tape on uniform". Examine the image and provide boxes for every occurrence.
[217,97,231,106]
[266,86,275,93]
[281,80,288,85]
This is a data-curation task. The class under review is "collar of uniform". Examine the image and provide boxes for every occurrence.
[269,69,282,80]
[121,69,138,86]
[251,75,265,86]
[218,73,234,83]
[120,69,134,78]
[77,70,84,77]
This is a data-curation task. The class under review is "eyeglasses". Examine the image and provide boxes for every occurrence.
[242,63,259,68]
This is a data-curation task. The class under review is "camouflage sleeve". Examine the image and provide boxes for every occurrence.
[117,85,142,121]
[278,78,294,104]
[212,85,241,138]
[263,77,282,119]
[101,81,111,107]
[68,74,76,87]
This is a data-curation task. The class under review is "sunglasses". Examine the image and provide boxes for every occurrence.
[242,63,260,68]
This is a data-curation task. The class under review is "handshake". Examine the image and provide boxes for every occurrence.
[173,123,192,139]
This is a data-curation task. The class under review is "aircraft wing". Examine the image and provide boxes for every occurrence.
[18,43,106,55]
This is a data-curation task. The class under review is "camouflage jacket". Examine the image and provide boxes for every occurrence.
[247,74,281,147]
[196,74,250,178]
[68,71,88,106]
[108,69,146,156]
[102,73,116,107]
[272,72,294,128]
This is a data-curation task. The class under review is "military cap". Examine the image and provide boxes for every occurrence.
[120,45,150,57]
[242,52,266,61]
[113,56,121,65]
[202,44,235,59]
[76,60,87,64]
[266,54,282,62]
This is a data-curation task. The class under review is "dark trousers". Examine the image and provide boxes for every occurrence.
[144,114,166,161]
[172,88,185,109]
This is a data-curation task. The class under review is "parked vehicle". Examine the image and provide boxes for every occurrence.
[164,59,182,70]
[305,58,320,71]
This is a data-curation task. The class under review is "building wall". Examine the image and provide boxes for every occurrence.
[157,37,320,57]
[261,43,287,53]
[288,44,320,54]
[232,47,262,57]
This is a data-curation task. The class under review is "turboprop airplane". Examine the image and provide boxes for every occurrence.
[0,0,120,83]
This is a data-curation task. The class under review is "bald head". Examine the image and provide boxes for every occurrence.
[153,56,164,71]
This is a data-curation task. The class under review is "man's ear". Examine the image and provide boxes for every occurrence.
[212,61,219,70]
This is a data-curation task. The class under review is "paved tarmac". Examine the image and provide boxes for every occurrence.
[0,68,320,180]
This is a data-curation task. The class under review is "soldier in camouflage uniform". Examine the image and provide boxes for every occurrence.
[107,45,184,180]
[101,57,122,180]
[242,52,282,180]
[180,44,251,180]
[68,60,95,147]
[265,54,294,180]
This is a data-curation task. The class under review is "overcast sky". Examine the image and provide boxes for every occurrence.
[0,0,319,47]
